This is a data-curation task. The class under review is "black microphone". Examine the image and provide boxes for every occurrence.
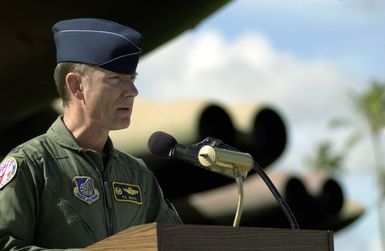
[147,131,201,166]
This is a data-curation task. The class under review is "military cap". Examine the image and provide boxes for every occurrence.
[52,18,143,74]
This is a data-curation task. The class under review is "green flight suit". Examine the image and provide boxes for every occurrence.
[0,117,182,250]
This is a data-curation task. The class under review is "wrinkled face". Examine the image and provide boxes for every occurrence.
[82,67,138,130]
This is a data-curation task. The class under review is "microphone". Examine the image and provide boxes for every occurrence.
[147,131,200,165]
[148,131,253,178]
[148,131,299,229]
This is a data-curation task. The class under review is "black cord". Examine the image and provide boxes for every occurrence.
[252,162,299,229]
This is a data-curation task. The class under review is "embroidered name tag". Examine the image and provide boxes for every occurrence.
[73,176,100,204]
[112,182,142,204]
[0,158,18,189]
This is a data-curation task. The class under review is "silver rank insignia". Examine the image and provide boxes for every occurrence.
[73,176,100,204]
[112,182,142,204]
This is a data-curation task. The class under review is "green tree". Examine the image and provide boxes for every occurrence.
[350,80,385,250]
[305,80,385,250]
[304,140,344,172]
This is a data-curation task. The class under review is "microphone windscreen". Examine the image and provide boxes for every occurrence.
[148,131,177,157]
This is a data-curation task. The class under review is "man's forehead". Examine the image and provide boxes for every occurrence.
[92,66,137,77]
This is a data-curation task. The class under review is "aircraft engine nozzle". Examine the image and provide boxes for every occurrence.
[227,103,287,168]
[251,108,287,167]
[171,171,355,231]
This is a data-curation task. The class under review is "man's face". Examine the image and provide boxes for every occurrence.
[81,67,138,130]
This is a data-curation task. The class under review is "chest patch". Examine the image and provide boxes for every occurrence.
[73,176,100,204]
[112,182,142,204]
[0,158,18,190]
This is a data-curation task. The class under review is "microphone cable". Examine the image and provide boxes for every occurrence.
[252,161,299,229]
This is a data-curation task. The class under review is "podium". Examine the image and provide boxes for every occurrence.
[85,223,334,251]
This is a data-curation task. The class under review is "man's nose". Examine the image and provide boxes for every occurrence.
[124,81,138,97]
[131,84,139,97]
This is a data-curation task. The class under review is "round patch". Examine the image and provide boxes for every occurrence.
[0,157,18,189]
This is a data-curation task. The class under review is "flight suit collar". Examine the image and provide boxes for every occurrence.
[47,116,81,150]
[47,116,117,158]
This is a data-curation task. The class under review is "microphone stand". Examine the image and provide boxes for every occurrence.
[203,138,299,230]
[195,138,248,227]
[178,136,299,229]
[233,176,244,227]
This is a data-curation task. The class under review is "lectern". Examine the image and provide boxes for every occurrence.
[85,223,334,251]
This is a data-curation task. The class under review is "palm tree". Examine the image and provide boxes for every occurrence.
[304,140,344,172]
[350,80,385,250]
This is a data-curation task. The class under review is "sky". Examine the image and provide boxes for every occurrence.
[136,0,385,250]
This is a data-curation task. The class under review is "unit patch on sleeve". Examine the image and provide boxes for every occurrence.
[112,182,142,204]
[73,176,100,204]
[0,157,18,190]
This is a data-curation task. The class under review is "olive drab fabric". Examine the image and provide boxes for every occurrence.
[0,117,182,250]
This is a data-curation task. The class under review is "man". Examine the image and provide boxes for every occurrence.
[0,18,182,250]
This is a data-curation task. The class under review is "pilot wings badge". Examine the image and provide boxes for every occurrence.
[112,182,142,204]
[73,176,100,204]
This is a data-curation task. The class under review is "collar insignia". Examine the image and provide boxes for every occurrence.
[0,158,18,190]
[73,176,100,204]
[112,182,142,204]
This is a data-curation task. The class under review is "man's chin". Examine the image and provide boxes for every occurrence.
[110,121,131,130]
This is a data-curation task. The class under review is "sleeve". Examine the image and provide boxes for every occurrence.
[0,152,52,251]
[148,173,183,224]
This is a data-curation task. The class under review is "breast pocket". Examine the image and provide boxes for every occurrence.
[37,185,100,248]
[111,181,145,231]
[43,174,109,244]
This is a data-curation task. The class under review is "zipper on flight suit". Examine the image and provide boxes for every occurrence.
[103,176,115,235]
[94,157,116,237]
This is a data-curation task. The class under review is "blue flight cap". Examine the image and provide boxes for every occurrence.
[52,18,143,74]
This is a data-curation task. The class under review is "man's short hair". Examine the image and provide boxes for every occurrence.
[53,63,93,107]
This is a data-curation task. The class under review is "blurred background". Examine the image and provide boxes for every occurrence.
[135,1,385,250]
[1,0,385,250]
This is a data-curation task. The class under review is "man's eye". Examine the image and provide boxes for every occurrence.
[130,75,137,81]
[109,77,120,84]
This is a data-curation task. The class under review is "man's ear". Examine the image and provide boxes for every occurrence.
[66,72,84,100]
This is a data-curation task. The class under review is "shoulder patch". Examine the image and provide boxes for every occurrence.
[0,157,18,189]
[112,182,142,204]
